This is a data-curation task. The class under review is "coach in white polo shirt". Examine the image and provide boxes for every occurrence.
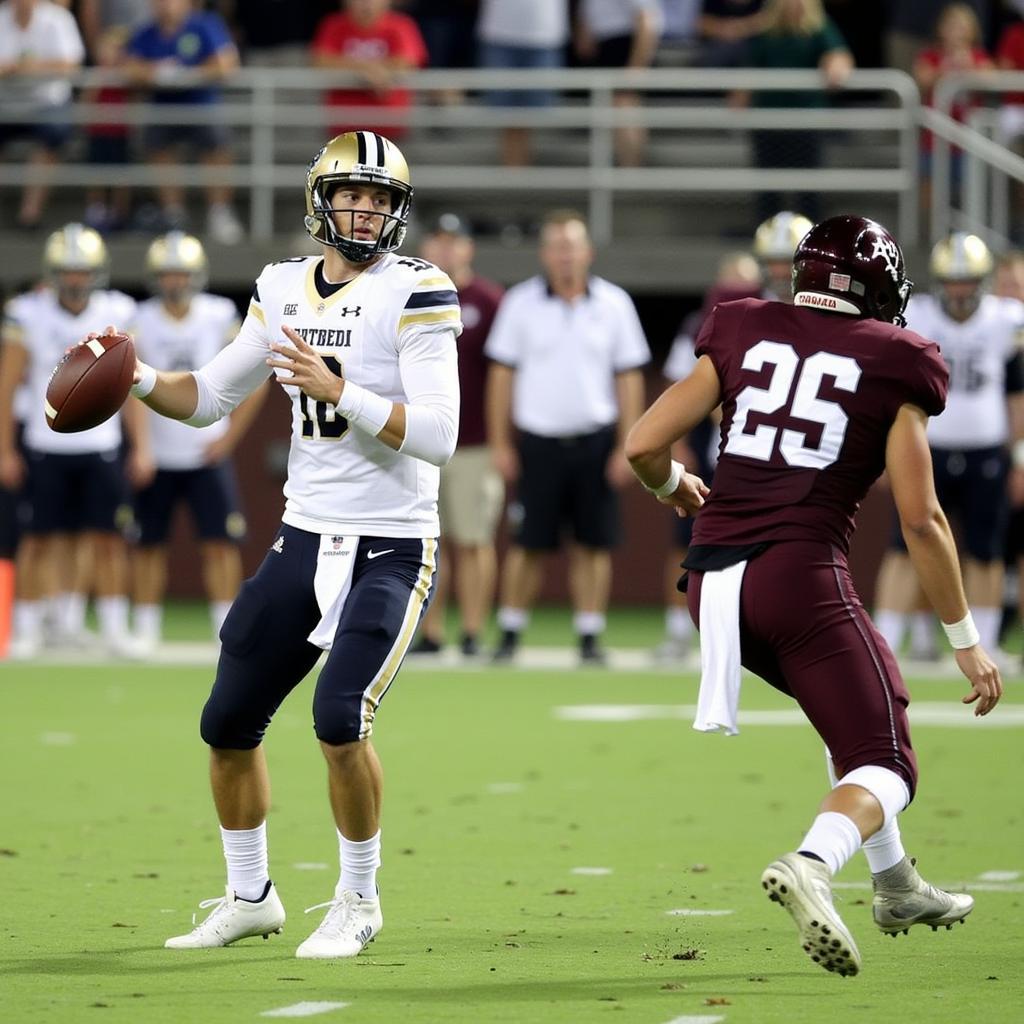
[486,209,650,664]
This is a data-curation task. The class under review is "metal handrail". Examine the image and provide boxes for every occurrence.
[0,66,920,245]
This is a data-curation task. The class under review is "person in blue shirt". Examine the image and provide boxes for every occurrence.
[124,0,244,244]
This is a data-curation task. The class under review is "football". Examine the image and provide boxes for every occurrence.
[45,332,136,433]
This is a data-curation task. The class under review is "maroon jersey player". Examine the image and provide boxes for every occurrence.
[626,216,1002,978]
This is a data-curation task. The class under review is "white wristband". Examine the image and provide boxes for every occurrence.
[647,460,685,499]
[941,612,980,650]
[130,362,157,399]
[335,380,392,437]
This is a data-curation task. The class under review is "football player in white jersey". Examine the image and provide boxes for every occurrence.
[874,233,1024,660]
[753,211,813,301]
[129,232,267,651]
[95,131,461,957]
[0,224,148,658]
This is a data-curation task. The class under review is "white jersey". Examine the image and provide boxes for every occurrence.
[131,294,240,470]
[189,252,461,538]
[4,287,136,454]
[906,293,1024,449]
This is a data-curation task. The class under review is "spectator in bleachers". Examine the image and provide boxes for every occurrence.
[78,0,150,60]
[696,0,765,67]
[218,1,335,66]
[406,0,478,111]
[477,0,570,167]
[575,0,664,167]
[656,0,702,63]
[885,0,990,76]
[742,0,853,223]
[0,0,85,230]
[311,0,428,140]
[123,0,243,245]
[914,4,992,225]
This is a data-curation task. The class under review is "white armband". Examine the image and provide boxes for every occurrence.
[941,612,980,650]
[646,460,685,499]
[130,361,157,399]
[336,380,392,437]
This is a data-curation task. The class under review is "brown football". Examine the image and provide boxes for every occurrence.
[45,332,136,433]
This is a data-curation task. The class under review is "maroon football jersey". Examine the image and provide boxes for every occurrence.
[691,298,948,552]
[454,275,504,447]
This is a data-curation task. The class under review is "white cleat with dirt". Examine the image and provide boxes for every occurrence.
[762,852,861,977]
[165,883,285,948]
[295,890,383,959]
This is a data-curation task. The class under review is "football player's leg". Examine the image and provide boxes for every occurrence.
[298,538,436,959]
[131,469,177,649]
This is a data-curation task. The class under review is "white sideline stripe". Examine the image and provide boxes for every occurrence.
[663,1016,725,1024]
[40,731,76,745]
[978,870,1020,882]
[292,862,329,871]
[260,1003,349,1019]
[554,703,1024,728]
[571,866,612,876]
[666,908,734,916]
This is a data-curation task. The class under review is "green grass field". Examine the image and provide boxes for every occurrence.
[2,606,1022,1024]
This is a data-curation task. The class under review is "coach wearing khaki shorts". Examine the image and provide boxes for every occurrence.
[414,214,505,657]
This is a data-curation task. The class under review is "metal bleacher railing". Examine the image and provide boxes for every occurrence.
[0,66,920,247]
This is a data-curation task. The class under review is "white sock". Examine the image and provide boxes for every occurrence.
[874,610,906,653]
[497,607,528,633]
[59,592,86,637]
[12,600,42,641]
[210,600,232,637]
[665,606,692,642]
[221,822,270,901]
[909,612,934,654]
[133,603,163,644]
[863,817,907,874]
[44,595,63,635]
[337,829,381,898]
[573,610,606,637]
[798,811,863,875]
[96,596,129,643]
[971,605,1001,652]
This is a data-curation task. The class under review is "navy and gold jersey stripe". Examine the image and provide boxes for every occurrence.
[404,289,458,310]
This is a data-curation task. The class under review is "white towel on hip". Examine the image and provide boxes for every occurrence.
[307,534,360,651]
[693,559,748,736]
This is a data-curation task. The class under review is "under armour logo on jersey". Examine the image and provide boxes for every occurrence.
[871,237,901,282]
[283,303,298,315]
[338,306,362,318]
[271,536,284,553]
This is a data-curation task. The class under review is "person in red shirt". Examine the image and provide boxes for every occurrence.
[312,0,428,139]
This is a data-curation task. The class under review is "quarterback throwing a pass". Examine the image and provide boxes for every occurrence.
[96,132,461,957]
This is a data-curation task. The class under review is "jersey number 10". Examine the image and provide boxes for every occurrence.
[723,340,862,470]
[299,355,348,441]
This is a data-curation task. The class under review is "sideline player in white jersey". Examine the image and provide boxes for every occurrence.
[874,233,1024,659]
[0,224,148,658]
[94,131,461,957]
[130,232,267,650]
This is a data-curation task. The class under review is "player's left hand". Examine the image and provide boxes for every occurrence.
[606,447,635,489]
[126,447,156,490]
[268,326,344,406]
[661,471,710,518]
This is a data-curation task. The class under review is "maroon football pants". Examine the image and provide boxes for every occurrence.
[687,540,918,799]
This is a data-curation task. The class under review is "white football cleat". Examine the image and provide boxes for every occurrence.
[762,852,861,977]
[872,856,974,935]
[295,890,382,959]
[165,883,285,949]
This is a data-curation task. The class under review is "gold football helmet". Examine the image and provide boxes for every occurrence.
[145,231,209,299]
[304,131,413,263]
[930,232,993,320]
[43,223,109,291]
[753,211,814,262]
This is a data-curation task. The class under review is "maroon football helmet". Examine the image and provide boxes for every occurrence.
[792,215,913,327]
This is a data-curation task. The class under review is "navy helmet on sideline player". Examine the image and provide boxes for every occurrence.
[929,231,994,322]
[146,231,209,307]
[792,215,913,327]
[42,223,109,305]
[304,131,413,265]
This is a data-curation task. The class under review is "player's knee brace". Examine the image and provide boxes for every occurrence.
[835,765,910,827]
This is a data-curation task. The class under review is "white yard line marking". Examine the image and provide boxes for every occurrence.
[292,862,329,871]
[554,703,1024,727]
[665,908,734,916]
[978,870,1020,882]
[40,732,76,745]
[663,1016,725,1024]
[487,782,523,794]
[260,1002,349,1019]
[571,867,613,876]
